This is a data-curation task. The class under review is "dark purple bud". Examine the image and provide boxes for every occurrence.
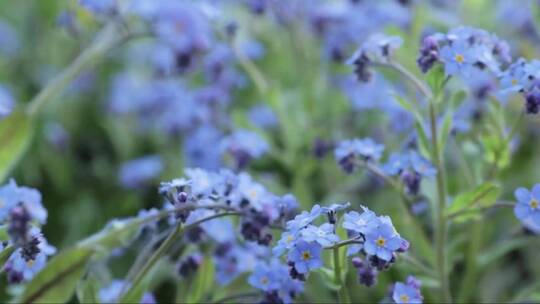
[352,53,372,82]
[357,264,378,287]
[312,138,334,158]
[8,204,32,246]
[20,237,41,262]
[417,35,439,73]
[397,238,410,253]
[339,154,357,174]
[289,265,306,281]
[525,90,540,114]
[178,192,188,203]
[260,291,283,304]
[178,254,203,278]
[352,257,364,268]
[400,170,421,195]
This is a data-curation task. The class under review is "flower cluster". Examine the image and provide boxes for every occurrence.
[334,138,384,173]
[417,26,511,78]
[514,184,540,233]
[391,276,423,304]
[273,202,409,294]
[248,259,304,303]
[383,151,437,195]
[348,34,403,82]
[219,129,269,169]
[0,180,55,284]
[499,58,540,114]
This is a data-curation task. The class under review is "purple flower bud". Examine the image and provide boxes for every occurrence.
[8,204,32,247]
[178,254,203,278]
[417,35,439,73]
[397,238,410,253]
[400,170,422,195]
[525,90,540,114]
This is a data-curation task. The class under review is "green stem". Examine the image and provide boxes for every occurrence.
[119,212,242,302]
[374,61,433,99]
[333,246,349,303]
[429,102,451,302]
[27,23,123,117]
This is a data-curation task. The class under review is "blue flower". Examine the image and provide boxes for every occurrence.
[0,85,15,120]
[287,241,323,274]
[514,184,540,227]
[0,180,46,224]
[363,220,402,261]
[392,277,423,304]
[300,223,340,247]
[335,138,384,173]
[220,129,269,168]
[273,231,297,256]
[79,0,116,15]
[286,205,323,234]
[342,206,378,235]
[248,104,278,129]
[118,155,163,189]
[409,152,436,178]
[383,153,411,176]
[248,262,281,292]
[439,40,476,77]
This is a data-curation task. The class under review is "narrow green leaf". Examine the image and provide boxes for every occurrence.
[415,121,431,159]
[186,257,215,303]
[0,111,33,183]
[438,109,453,152]
[17,247,92,303]
[0,225,8,241]
[0,245,15,267]
[425,65,445,94]
[76,275,101,304]
[445,183,501,222]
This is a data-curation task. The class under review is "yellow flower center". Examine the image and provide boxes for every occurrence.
[286,235,294,243]
[260,276,269,285]
[376,237,386,247]
[511,79,518,85]
[302,251,311,261]
[530,199,539,210]
[400,294,410,303]
[455,54,464,63]
[27,259,35,267]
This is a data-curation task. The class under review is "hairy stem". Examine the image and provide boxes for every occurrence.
[429,102,451,302]
[118,211,242,302]
[333,246,350,303]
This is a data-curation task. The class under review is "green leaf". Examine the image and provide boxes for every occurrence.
[438,108,453,152]
[315,268,339,291]
[17,247,92,303]
[186,257,215,303]
[425,65,445,95]
[78,218,142,254]
[445,183,501,222]
[0,245,15,267]
[477,237,536,268]
[0,225,8,241]
[0,111,33,183]
[415,121,431,159]
[76,274,101,304]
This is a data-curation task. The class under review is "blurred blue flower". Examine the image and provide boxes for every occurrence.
[79,0,116,15]
[220,129,269,169]
[287,240,323,274]
[392,276,423,304]
[514,184,540,228]
[119,155,163,189]
[248,104,278,129]
[0,20,20,57]
[184,125,223,170]
[0,85,15,120]
[273,231,297,256]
